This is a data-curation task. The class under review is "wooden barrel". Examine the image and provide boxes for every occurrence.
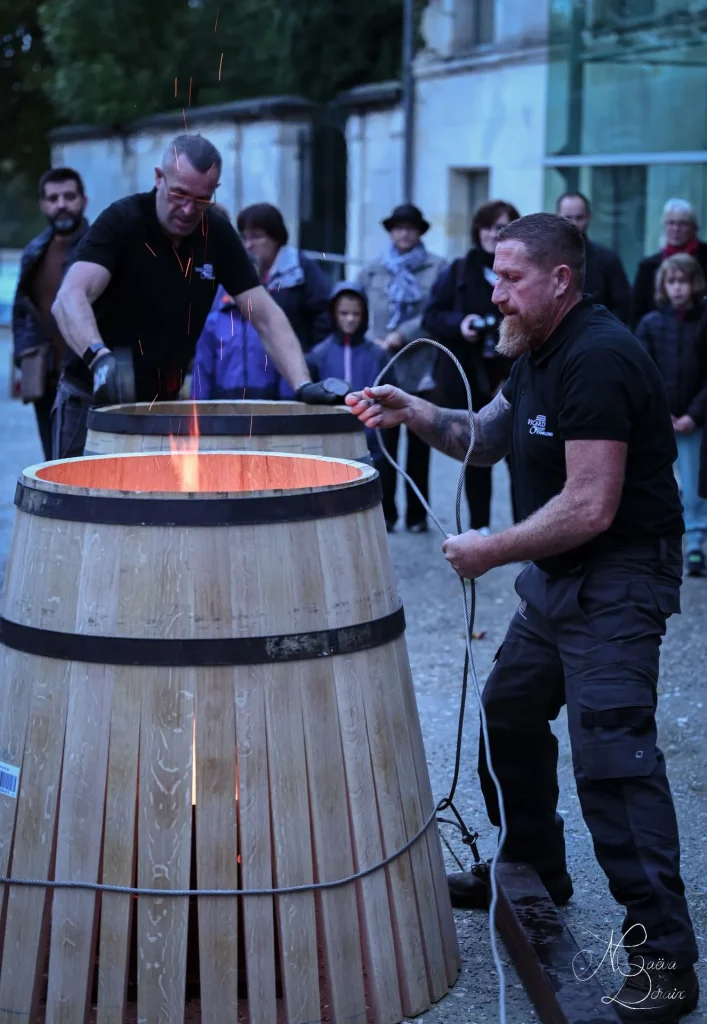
[84,400,370,461]
[0,451,459,1024]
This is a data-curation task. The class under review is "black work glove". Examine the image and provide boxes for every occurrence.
[296,378,350,405]
[90,350,121,406]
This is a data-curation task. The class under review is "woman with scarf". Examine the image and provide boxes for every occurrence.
[422,198,520,535]
[631,198,707,329]
[357,204,447,532]
[236,203,330,353]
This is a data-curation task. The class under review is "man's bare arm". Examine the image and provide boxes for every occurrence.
[487,439,626,563]
[406,388,512,465]
[235,285,311,390]
[51,262,112,358]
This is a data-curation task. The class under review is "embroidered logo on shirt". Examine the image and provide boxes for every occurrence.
[195,263,215,281]
[528,414,554,437]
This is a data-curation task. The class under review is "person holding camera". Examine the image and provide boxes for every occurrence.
[422,199,520,533]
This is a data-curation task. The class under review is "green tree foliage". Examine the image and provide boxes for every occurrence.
[38,0,406,125]
[0,0,53,243]
[1,0,412,245]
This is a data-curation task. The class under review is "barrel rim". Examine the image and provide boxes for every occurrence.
[16,452,380,525]
[0,606,405,666]
[87,402,364,436]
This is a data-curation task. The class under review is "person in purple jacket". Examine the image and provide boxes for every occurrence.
[308,282,388,473]
[191,284,295,400]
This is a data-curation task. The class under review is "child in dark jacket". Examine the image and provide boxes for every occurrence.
[636,253,707,576]
[307,283,387,466]
[191,285,294,400]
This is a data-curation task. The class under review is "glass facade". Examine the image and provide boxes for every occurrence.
[545,0,707,276]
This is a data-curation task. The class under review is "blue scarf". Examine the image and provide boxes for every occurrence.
[265,245,305,290]
[382,242,427,330]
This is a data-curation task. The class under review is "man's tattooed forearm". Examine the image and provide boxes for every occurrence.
[473,391,512,466]
[412,390,512,464]
[429,408,472,460]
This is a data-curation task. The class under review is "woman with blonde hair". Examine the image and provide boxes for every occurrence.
[636,253,707,575]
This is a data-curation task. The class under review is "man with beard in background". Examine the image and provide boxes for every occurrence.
[12,168,89,459]
[346,213,698,1023]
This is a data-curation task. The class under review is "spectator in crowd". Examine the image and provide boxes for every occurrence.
[357,203,447,532]
[308,282,387,468]
[422,199,520,534]
[12,168,89,459]
[191,286,291,401]
[556,191,631,322]
[636,253,707,577]
[236,202,330,352]
[632,199,707,328]
[191,203,291,401]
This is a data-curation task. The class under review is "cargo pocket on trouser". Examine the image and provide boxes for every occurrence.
[577,701,658,780]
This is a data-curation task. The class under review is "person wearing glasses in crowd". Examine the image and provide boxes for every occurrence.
[50,133,343,459]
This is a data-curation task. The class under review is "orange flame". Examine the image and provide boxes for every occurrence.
[168,402,201,491]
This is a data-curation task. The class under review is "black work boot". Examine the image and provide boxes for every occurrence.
[611,961,698,1023]
[447,860,574,910]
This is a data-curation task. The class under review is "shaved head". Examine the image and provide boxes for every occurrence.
[162,134,222,176]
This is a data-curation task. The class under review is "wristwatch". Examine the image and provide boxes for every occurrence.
[82,342,107,367]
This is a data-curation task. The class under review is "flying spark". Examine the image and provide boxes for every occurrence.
[138,339,144,355]
[214,7,219,30]
[188,77,193,105]
[174,77,178,98]
[218,53,224,81]
[149,393,159,411]
[172,246,185,272]
[185,256,192,278]
[182,108,188,132]
[145,243,157,257]
[220,337,223,360]
[249,414,254,439]
[174,145,180,169]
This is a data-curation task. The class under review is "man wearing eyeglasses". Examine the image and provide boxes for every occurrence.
[50,133,342,459]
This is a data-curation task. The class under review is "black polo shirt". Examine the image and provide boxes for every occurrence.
[502,299,683,573]
[63,191,259,400]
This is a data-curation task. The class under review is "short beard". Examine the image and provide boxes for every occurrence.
[50,212,82,236]
[496,310,550,358]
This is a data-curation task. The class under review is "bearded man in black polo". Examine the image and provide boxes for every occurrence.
[346,213,699,1024]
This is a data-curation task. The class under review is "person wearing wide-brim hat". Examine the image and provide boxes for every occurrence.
[356,203,447,533]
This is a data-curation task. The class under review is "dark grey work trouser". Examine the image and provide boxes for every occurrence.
[50,375,93,459]
[479,543,698,966]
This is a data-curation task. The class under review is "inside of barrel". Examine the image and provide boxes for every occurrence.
[35,452,363,493]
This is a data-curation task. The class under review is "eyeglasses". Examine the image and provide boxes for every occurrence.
[167,189,214,210]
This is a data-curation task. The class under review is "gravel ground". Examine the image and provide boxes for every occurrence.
[0,331,705,1023]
